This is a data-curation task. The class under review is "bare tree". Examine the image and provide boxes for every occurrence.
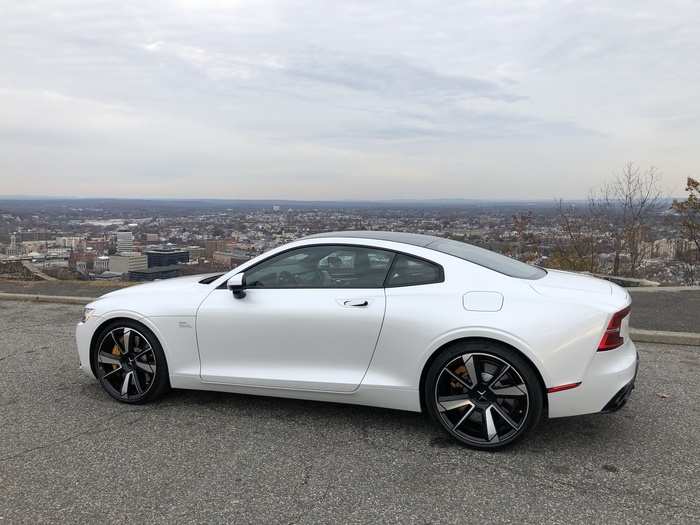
[552,199,601,273]
[511,211,533,260]
[592,162,663,276]
[672,177,700,261]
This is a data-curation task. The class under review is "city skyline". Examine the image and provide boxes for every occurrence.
[2,1,699,199]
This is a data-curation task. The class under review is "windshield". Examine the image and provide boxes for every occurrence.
[426,238,546,280]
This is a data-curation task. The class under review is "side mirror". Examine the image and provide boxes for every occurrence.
[227,273,247,299]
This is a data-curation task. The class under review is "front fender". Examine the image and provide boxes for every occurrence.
[85,310,172,377]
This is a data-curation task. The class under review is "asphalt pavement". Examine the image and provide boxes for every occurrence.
[629,288,700,333]
[1,301,699,524]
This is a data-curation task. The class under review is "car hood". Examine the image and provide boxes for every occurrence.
[100,273,221,299]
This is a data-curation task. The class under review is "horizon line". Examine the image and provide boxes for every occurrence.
[0,195,682,203]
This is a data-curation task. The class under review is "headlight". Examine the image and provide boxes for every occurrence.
[81,307,96,323]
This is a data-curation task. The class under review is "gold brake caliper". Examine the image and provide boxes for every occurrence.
[451,365,467,389]
[111,344,122,370]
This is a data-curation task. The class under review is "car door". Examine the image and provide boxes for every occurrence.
[195,244,395,392]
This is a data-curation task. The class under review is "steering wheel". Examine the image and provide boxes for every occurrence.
[278,271,296,286]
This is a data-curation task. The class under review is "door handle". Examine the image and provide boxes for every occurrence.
[342,299,369,307]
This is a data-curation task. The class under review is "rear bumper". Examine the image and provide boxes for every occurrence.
[602,354,639,412]
[548,338,638,418]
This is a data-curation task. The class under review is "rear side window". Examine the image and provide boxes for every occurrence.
[385,254,443,287]
[427,238,546,280]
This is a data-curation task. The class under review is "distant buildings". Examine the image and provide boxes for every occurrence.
[55,236,84,250]
[205,239,232,259]
[1,201,697,286]
[212,249,250,268]
[186,245,205,262]
[145,247,189,267]
[5,234,21,257]
[108,253,147,274]
[105,245,193,281]
[127,265,182,281]
[94,256,109,273]
[69,251,95,274]
[116,229,134,253]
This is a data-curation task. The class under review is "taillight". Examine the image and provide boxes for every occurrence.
[597,306,631,351]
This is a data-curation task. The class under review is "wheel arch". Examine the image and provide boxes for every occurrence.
[418,336,549,415]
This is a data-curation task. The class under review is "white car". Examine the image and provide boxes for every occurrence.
[76,231,638,449]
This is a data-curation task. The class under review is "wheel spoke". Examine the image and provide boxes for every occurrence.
[121,371,133,396]
[134,360,156,374]
[111,331,124,354]
[133,348,153,361]
[443,368,472,391]
[484,405,499,442]
[102,365,123,379]
[462,355,479,387]
[438,394,473,412]
[489,385,527,397]
[131,369,144,394]
[97,352,120,366]
[489,363,511,386]
[122,329,132,354]
[491,403,520,430]
[452,402,476,430]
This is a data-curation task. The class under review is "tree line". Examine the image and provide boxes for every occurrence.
[517,162,699,281]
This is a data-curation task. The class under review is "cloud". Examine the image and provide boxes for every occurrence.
[283,53,522,102]
[0,0,698,199]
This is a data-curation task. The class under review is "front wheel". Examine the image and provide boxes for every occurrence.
[423,340,544,450]
[91,320,170,404]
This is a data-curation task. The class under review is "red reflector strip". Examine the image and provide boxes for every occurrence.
[547,382,582,394]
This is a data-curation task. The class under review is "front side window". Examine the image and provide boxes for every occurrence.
[385,254,443,287]
[245,245,395,288]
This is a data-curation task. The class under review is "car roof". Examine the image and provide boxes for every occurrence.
[302,230,547,280]
[302,230,440,247]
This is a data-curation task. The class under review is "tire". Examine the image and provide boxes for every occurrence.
[423,340,544,450]
[91,319,170,404]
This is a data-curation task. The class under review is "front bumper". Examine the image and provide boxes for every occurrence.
[548,338,638,418]
[76,320,97,378]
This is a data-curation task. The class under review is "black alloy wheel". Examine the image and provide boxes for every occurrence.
[92,321,170,404]
[424,341,543,450]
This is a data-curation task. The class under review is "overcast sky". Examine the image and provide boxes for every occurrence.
[1,1,699,200]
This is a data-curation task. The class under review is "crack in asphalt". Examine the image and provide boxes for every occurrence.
[0,413,147,464]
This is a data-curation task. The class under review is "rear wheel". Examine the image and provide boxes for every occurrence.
[424,340,544,450]
[91,320,170,404]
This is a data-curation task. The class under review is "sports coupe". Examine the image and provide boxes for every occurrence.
[76,231,638,449]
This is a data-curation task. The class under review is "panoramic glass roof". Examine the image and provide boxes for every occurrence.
[304,231,546,280]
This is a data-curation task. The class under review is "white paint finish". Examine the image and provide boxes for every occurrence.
[548,339,637,417]
[195,287,386,392]
[462,291,503,312]
[76,234,637,419]
[89,274,214,317]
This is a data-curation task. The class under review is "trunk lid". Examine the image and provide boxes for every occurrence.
[532,269,612,296]
[531,269,631,311]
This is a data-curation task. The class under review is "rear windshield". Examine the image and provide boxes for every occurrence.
[426,238,546,280]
